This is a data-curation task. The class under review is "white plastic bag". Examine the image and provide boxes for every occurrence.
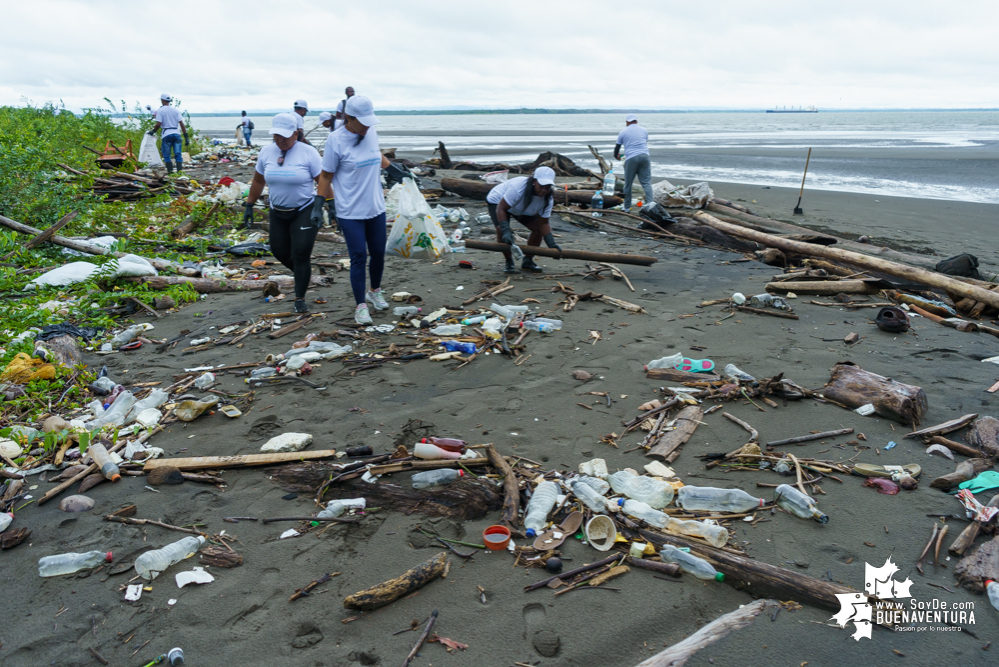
[385,180,452,261]
[483,170,509,184]
[138,133,164,168]
[652,180,714,209]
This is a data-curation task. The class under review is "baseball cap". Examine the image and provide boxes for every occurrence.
[293,99,309,110]
[625,113,638,122]
[268,113,299,138]
[160,94,172,102]
[345,95,379,127]
[318,111,332,123]
[534,166,556,186]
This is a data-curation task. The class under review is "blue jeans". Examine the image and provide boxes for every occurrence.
[161,134,183,163]
[243,128,252,145]
[340,212,387,305]
[623,153,654,209]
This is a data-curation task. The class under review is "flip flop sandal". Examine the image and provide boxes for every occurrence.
[676,357,715,373]
[958,470,999,494]
[853,462,921,479]
[532,510,584,551]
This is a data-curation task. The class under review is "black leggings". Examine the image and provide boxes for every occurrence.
[268,206,318,299]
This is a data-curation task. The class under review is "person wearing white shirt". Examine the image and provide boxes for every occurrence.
[485,167,562,274]
[237,111,253,147]
[147,94,188,173]
[334,87,354,131]
[316,95,409,325]
[292,99,310,144]
[614,113,654,211]
[243,113,332,314]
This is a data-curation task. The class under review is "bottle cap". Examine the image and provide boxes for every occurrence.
[714,572,725,582]
[617,498,625,507]
[985,579,995,585]
[457,469,465,478]
[105,552,114,562]
[526,529,536,538]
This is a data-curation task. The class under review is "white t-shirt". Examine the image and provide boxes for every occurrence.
[242,117,251,128]
[157,106,182,137]
[255,142,322,210]
[616,124,649,160]
[293,111,305,130]
[321,127,385,220]
[486,177,553,218]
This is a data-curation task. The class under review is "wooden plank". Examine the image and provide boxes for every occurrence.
[904,413,979,440]
[367,457,489,476]
[24,211,78,251]
[267,316,313,339]
[143,449,339,472]
[647,405,703,462]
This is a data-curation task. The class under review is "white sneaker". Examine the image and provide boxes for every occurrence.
[365,288,389,311]
[355,304,373,325]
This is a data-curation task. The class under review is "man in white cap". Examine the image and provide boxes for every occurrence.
[147,94,188,173]
[334,86,355,131]
[614,114,653,211]
[485,166,561,273]
[292,99,310,144]
[319,111,333,131]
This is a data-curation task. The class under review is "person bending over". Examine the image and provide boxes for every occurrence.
[486,166,562,274]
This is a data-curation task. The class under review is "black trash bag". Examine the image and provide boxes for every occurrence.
[935,253,981,280]
[638,202,675,230]
[36,323,102,342]
[225,242,271,257]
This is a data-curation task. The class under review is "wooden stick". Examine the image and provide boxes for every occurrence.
[261,516,360,524]
[267,316,313,339]
[88,647,109,665]
[524,555,621,591]
[15,211,78,256]
[344,552,448,611]
[904,414,978,440]
[461,278,512,306]
[485,445,520,530]
[627,557,680,577]
[143,450,340,472]
[289,572,334,601]
[925,435,984,459]
[722,412,758,442]
[766,428,854,448]
[634,600,770,667]
[401,609,438,667]
[788,454,809,497]
[367,457,489,476]
[104,515,202,534]
[598,262,635,291]
[464,239,657,267]
[735,305,800,320]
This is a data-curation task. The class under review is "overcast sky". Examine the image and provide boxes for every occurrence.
[2,0,997,114]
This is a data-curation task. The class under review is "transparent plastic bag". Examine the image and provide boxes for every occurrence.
[385,180,452,261]
[138,133,164,167]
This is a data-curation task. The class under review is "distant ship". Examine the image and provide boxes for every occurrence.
[766,106,818,113]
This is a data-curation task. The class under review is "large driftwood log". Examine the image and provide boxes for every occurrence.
[968,417,999,458]
[635,599,772,667]
[440,177,623,208]
[693,211,999,310]
[171,203,219,240]
[647,405,703,462]
[20,211,78,252]
[925,435,985,459]
[954,536,999,593]
[463,239,656,267]
[765,280,882,296]
[929,458,994,491]
[343,552,448,611]
[143,450,339,471]
[821,361,928,425]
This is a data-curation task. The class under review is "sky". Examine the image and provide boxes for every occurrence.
[1,0,997,114]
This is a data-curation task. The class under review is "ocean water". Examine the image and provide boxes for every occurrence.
[192,111,999,204]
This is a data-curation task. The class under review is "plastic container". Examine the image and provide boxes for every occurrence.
[442,340,476,354]
[39,550,112,577]
[676,486,765,513]
[250,367,277,379]
[430,324,462,336]
[316,498,366,519]
[603,169,616,197]
[481,318,503,339]
[476,212,492,225]
[393,306,421,316]
[774,484,828,523]
[167,648,185,666]
[749,293,774,307]
[174,396,219,422]
[660,544,724,581]
[412,468,463,489]
[585,515,617,551]
[723,364,756,383]
[646,353,683,370]
[576,475,610,495]
[609,471,674,508]
[414,441,463,460]
[88,391,136,431]
[134,536,206,580]
[985,580,999,611]
[0,512,12,532]
[88,442,120,482]
[619,499,669,528]
[570,479,611,513]
[461,315,487,326]
[590,191,604,217]
[111,325,146,348]
[489,303,528,319]
[664,517,729,548]
[523,481,559,537]
[194,372,216,390]
[483,525,511,550]
[420,437,467,453]
[125,389,169,423]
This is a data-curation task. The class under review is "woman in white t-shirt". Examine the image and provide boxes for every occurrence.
[243,113,331,313]
[485,167,563,274]
[315,96,411,324]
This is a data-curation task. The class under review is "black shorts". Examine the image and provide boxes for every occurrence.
[487,203,536,228]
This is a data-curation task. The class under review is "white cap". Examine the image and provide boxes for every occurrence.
[160,93,172,102]
[345,95,379,127]
[318,111,332,123]
[533,166,556,186]
[625,113,638,122]
[293,99,308,110]
[268,113,299,138]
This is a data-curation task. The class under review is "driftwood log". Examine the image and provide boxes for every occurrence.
[635,599,772,667]
[143,450,339,472]
[199,545,243,568]
[967,417,999,458]
[171,203,219,240]
[485,444,519,531]
[647,405,703,462]
[765,280,882,296]
[929,458,994,491]
[440,177,623,208]
[343,552,448,611]
[925,435,985,459]
[463,239,656,267]
[905,414,979,440]
[627,557,681,577]
[123,275,296,293]
[954,535,999,592]
[821,361,928,425]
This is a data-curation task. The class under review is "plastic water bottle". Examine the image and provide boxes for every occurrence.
[603,169,616,197]
[985,580,999,611]
[394,306,421,316]
[489,303,528,319]
[430,324,462,336]
[619,498,669,528]
[724,364,756,382]
[749,293,774,307]
[570,479,611,512]
[645,353,684,371]
[774,484,828,523]
[414,442,462,460]
[590,191,604,217]
[0,512,13,533]
[676,486,765,513]
[534,317,562,330]
[576,475,610,495]
[509,243,525,262]
[664,517,729,548]
[250,367,277,379]
[522,320,555,333]
[412,469,464,489]
[476,212,492,225]
[482,318,504,339]
[523,481,559,537]
[88,391,136,431]
[461,315,487,326]
[134,536,206,580]
[111,325,145,348]
[316,498,365,519]
[441,341,477,354]
[88,442,120,482]
[660,544,724,581]
[609,471,674,508]
[39,551,113,577]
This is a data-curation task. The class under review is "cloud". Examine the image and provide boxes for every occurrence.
[1,0,997,112]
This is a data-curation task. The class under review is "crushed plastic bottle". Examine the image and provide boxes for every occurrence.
[646,353,684,371]
[412,468,464,489]
[441,341,476,354]
[125,389,169,423]
[476,212,492,225]
[87,391,136,431]
[89,376,117,395]
[194,372,216,390]
[88,442,120,482]
[663,517,729,548]
[660,544,724,581]
[570,479,611,512]
[522,320,555,333]
[393,306,421,316]
[110,325,146,348]
[676,486,765,513]
[609,470,674,508]
[723,364,756,383]
[524,481,559,537]
[430,324,462,336]
[175,396,220,422]
[481,317,504,339]
[774,484,828,523]
[39,550,113,577]
[134,536,206,580]
[489,303,528,319]
[316,498,366,519]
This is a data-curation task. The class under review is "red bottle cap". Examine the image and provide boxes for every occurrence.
[457,469,465,478]
[105,552,113,562]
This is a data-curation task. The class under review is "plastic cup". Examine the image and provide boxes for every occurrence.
[482,525,511,550]
[585,515,617,551]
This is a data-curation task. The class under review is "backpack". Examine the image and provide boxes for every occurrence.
[935,253,980,280]
[248,120,255,130]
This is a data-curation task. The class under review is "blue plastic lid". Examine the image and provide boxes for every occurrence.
[617,498,625,507]
[526,529,536,538]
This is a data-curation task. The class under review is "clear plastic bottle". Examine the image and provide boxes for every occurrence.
[590,191,604,217]
[522,321,555,333]
[524,481,559,537]
[476,212,492,226]
[111,325,146,348]
[461,315,487,326]
[0,512,12,532]
[603,169,616,197]
[316,498,366,519]
[489,303,528,319]
[510,244,525,262]
[533,317,562,330]
[723,364,756,382]
[194,372,216,389]
[414,442,462,460]
[576,475,610,495]
[646,353,684,370]
[660,544,724,581]
[985,580,999,612]
[749,293,774,307]
[250,367,277,379]
[609,471,674,508]
[134,536,206,580]
[774,484,828,523]
[570,479,611,513]
[664,517,729,548]
[430,324,462,336]
[619,498,669,528]
[676,486,765,513]
[88,391,136,431]
[125,389,169,423]
[39,550,112,577]
[88,442,120,482]
[412,468,464,489]
[394,306,421,316]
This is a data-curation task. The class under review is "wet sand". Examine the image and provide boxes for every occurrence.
[2,168,999,666]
